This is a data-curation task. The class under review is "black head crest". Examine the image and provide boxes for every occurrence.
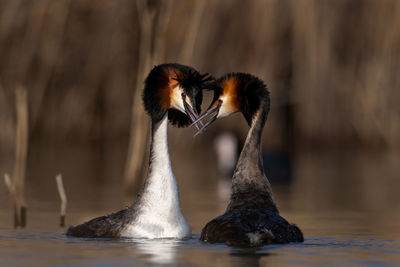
[218,73,270,126]
[142,63,211,127]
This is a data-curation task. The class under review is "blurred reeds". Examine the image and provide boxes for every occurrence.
[0,0,399,193]
[291,0,400,148]
[55,174,67,227]
[3,86,28,227]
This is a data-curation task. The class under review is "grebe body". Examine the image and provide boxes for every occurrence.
[198,73,303,246]
[67,63,210,239]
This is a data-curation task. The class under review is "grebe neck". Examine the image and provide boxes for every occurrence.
[134,113,180,212]
[229,100,278,212]
[123,112,190,239]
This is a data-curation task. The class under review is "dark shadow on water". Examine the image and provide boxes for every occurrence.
[229,247,270,267]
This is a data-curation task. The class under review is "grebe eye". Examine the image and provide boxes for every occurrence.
[181,92,186,98]
[218,99,223,104]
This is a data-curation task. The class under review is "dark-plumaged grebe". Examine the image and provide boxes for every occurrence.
[195,73,303,247]
[67,63,210,239]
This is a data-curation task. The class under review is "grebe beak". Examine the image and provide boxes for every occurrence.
[193,102,222,136]
[182,94,202,130]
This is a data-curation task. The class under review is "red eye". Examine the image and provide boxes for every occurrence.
[218,99,223,104]
[181,92,186,98]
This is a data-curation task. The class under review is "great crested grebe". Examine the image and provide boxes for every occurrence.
[195,73,303,247]
[67,63,210,239]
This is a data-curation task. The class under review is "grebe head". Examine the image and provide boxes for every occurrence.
[143,63,212,127]
[193,73,270,134]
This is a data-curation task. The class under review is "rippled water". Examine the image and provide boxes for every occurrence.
[1,227,400,266]
[1,144,400,266]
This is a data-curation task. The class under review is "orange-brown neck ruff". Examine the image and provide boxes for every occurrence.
[158,68,183,110]
[220,76,241,112]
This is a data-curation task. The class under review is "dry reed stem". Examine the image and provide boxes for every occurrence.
[13,86,28,227]
[4,173,19,228]
[55,174,67,227]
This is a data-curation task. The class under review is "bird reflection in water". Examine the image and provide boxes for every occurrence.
[229,248,269,267]
[214,131,239,202]
[133,239,179,264]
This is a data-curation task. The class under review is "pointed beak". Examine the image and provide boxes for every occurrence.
[193,102,222,136]
[182,97,202,130]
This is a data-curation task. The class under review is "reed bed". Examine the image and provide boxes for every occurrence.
[0,0,399,201]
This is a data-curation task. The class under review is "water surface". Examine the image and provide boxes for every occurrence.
[1,145,400,266]
[1,226,399,266]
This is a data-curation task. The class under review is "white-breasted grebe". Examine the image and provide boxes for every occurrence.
[66,63,211,239]
[195,73,303,247]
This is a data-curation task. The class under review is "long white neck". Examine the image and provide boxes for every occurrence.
[125,113,190,239]
[139,113,180,211]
